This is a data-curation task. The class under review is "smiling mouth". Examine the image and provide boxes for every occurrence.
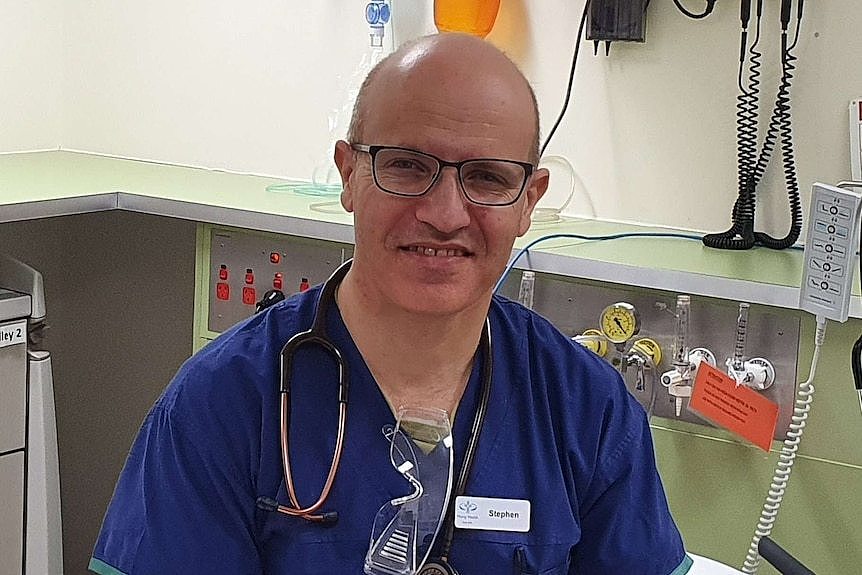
[402,245,472,257]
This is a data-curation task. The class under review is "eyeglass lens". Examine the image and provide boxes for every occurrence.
[372,148,527,205]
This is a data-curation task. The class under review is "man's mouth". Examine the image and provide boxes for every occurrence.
[402,245,471,257]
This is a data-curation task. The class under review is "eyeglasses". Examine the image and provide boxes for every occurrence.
[365,407,454,575]
[351,144,534,207]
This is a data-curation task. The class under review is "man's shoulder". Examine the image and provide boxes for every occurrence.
[490,294,565,338]
[490,295,631,404]
[490,295,613,370]
[161,288,322,412]
[199,287,319,358]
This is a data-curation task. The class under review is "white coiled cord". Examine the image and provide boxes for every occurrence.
[741,316,827,573]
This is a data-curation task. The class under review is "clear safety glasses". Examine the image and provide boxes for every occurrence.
[364,407,454,575]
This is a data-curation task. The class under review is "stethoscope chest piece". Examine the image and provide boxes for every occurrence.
[419,559,459,575]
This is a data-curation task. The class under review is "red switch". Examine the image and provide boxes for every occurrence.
[218,264,228,281]
[273,273,283,290]
[299,277,310,292]
[270,252,281,264]
[242,286,256,305]
[245,268,254,285]
[216,282,230,301]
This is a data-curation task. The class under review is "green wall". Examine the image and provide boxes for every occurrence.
[656,315,862,574]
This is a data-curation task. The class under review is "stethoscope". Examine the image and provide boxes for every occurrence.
[256,259,493,574]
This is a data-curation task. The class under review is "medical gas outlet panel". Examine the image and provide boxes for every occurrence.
[499,271,801,439]
[195,226,801,439]
[200,226,353,341]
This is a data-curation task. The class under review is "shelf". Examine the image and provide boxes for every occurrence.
[2,150,859,317]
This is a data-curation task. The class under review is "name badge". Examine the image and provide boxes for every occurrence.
[454,496,530,532]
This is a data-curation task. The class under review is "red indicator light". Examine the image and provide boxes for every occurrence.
[270,252,281,264]
[245,268,254,285]
[242,287,256,305]
[218,264,228,281]
[216,283,230,301]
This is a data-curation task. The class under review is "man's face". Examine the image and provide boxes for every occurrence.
[336,56,548,317]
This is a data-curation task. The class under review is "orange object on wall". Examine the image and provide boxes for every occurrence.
[434,0,500,38]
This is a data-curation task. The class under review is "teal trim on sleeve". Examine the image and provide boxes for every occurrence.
[669,554,695,575]
[88,557,129,575]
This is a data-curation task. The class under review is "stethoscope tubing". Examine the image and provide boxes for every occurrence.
[276,260,352,522]
[436,318,492,563]
[266,255,494,563]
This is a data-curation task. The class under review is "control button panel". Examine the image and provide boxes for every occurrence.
[207,228,353,334]
[799,183,862,322]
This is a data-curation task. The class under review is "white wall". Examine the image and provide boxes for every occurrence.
[518,1,862,235]
[16,1,862,236]
[0,0,63,152]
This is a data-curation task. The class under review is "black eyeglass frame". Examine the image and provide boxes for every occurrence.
[351,143,535,207]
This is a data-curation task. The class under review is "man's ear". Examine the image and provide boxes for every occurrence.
[334,140,356,212]
[517,167,550,236]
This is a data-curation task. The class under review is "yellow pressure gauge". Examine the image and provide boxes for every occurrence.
[599,302,640,344]
[575,328,608,358]
[632,338,662,367]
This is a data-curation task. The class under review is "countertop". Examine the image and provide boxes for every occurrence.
[3,150,858,316]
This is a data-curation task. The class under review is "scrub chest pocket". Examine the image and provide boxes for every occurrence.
[258,513,572,574]
[449,531,572,574]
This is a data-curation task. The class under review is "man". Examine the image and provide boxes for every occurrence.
[91,33,691,574]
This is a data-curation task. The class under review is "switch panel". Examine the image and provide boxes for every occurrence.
[799,183,862,322]
[206,228,353,335]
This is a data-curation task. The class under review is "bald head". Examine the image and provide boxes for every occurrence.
[347,33,541,164]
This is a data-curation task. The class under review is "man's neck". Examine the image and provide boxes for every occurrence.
[336,270,489,416]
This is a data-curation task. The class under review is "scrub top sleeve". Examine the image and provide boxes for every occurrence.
[573,408,689,575]
[90,401,263,575]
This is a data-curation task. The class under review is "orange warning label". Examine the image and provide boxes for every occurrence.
[689,362,779,452]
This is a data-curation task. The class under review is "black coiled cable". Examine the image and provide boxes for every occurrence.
[703,0,803,251]
[741,6,764,190]
[753,29,802,248]
[703,1,762,250]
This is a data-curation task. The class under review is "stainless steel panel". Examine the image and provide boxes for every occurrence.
[0,452,24,575]
[207,228,353,334]
[499,270,801,439]
[0,290,29,323]
[26,351,63,574]
[0,318,27,454]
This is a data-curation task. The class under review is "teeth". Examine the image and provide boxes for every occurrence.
[408,246,465,257]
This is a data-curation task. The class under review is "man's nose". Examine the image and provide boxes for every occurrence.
[414,167,472,233]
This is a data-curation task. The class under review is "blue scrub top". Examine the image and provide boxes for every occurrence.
[91,287,691,574]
